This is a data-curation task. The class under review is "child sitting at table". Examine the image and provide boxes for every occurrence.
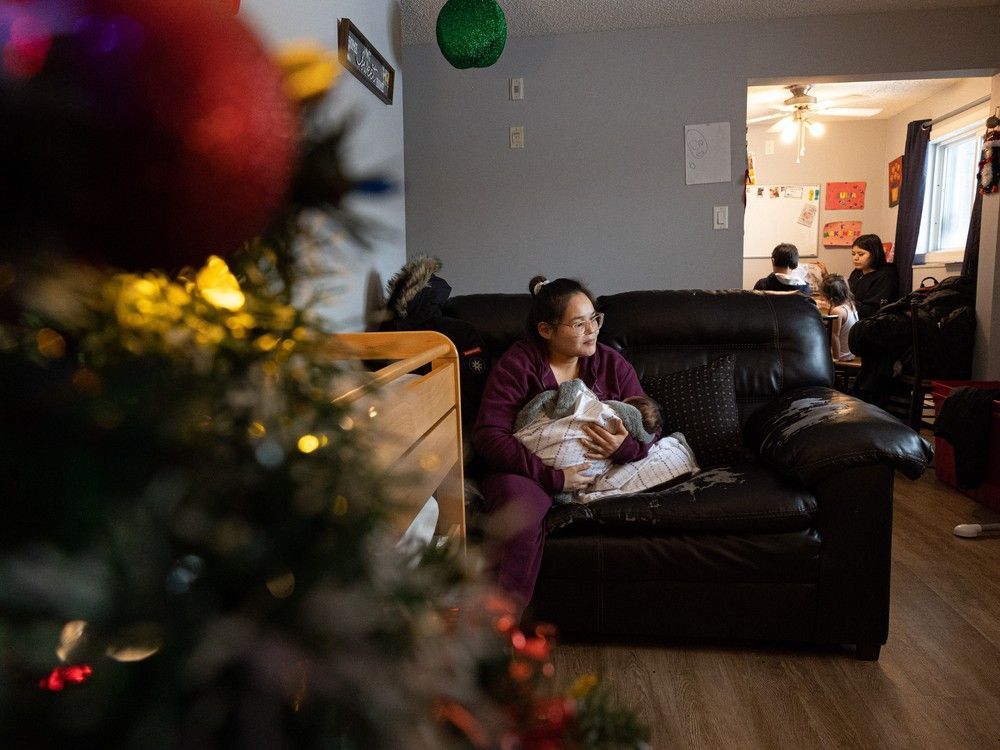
[821,273,859,361]
[753,243,812,297]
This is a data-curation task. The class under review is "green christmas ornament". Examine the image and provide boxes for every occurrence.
[436,0,507,69]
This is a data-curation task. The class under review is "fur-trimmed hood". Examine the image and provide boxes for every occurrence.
[384,255,449,320]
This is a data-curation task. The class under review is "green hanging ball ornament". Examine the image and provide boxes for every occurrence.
[436,0,507,69]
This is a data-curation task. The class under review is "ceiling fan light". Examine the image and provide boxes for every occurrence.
[807,120,825,137]
[779,119,798,143]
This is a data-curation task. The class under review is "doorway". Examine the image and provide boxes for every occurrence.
[743,73,993,292]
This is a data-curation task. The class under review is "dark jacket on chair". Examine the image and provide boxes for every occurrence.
[848,275,976,407]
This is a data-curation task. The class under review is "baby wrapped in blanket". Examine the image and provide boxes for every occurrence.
[514,379,699,503]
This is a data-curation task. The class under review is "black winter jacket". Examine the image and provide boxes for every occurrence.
[847,276,976,406]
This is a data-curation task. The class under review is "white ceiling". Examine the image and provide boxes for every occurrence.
[747,79,971,123]
[400,0,1000,46]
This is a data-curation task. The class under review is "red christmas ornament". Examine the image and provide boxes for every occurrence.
[38,664,94,691]
[520,696,575,748]
[0,0,297,270]
[515,635,551,661]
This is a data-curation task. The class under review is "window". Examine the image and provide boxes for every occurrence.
[918,126,983,258]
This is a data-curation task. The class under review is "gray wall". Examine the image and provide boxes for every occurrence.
[403,6,1000,296]
[242,0,406,330]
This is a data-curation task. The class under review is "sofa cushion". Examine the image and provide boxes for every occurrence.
[538,529,821,585]
[545,460,817,535]
[641,355,743,467]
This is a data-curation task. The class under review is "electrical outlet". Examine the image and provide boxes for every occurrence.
[765,140,775,155]
[509,126,524,149]
[509,77,524,100]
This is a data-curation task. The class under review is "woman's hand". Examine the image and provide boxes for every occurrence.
[562,463,594,492]
[581,419,628,460]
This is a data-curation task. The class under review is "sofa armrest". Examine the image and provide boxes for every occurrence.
[744,386,933,485]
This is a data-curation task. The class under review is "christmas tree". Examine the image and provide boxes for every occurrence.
[0,2,648,747]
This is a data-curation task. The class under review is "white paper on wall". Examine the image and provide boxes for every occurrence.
[684,122,731,185]
[743,184,821,258]
[797,203,817,227]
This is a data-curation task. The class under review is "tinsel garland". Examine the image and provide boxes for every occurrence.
[978,127,999,195]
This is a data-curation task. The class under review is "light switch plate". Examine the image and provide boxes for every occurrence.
[509,126,524,149]
[765,140,775,155]
[713,205,728,229]
[509,77,524,100]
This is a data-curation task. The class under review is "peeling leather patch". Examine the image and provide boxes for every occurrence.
[760,396,851,453]
[658,467,748,502]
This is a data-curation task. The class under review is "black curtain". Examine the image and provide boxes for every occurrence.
[961,188,983,287]
[893,119,932,295]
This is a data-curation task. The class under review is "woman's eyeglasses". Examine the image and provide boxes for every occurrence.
[554,312,604,336]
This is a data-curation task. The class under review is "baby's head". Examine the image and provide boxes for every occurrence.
[623,395,662,434]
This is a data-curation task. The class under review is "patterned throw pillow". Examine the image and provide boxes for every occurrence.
[642,355,743,468]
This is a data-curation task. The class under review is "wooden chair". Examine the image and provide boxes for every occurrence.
[833,357,862,393]
[884,302,935,431]
[824,313,861,394]
[821,314,837,350]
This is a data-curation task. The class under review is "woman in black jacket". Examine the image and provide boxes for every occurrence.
[848,234,899,318]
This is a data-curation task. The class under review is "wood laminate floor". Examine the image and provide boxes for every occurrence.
[549,469,1000,749]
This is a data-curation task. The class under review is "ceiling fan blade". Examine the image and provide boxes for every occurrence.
[811,94,866,110]
[816,107,883,117]
[747,112,785,125]
[747,88,791,106]
[766,115,793,133]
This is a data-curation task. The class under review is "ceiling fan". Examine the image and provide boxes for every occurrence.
[747,84,883,162]
[748,84,883,125]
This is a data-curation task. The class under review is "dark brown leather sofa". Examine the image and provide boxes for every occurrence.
[443,290,933,660]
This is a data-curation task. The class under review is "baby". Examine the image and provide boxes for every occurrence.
[622,394,663,437]
[513,380,698,503]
